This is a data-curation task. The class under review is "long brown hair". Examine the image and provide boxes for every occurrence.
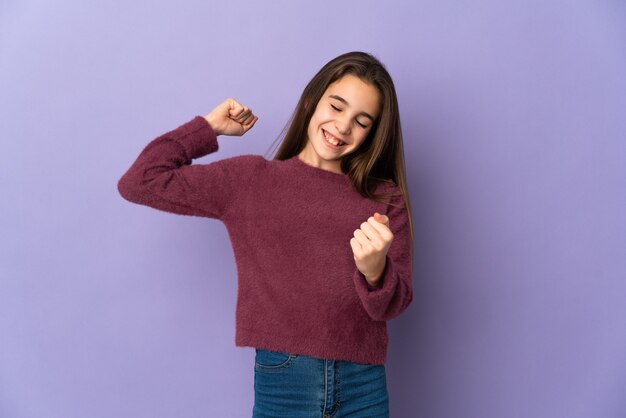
[265,51,414,264]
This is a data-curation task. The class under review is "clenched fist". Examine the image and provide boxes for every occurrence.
[204,98,258,136]
[350,212,393,288]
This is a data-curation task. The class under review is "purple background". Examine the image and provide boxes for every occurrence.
[1,1,625,417]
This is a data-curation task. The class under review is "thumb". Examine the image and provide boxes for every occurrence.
[374,212,389,226]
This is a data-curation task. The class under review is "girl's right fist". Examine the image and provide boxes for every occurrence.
[203,98,258,136]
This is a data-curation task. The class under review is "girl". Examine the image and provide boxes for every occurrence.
[118,51,413,418]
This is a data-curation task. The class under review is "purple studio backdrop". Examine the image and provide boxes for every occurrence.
[1,1,625,417]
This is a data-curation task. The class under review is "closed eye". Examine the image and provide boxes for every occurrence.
[330,102,369,128]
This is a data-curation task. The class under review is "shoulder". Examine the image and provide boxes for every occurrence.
[212,155,299,185]
[210,153,269,171]
[372,179,406,209]
[219,153,267,164]
[374,178,398,192]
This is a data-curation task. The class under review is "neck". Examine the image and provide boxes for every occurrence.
[296,149,344,175]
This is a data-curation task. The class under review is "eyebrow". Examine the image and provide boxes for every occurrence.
[328,94,376,121]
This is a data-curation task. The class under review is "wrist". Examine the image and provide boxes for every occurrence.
[203,113,221,136]
[364,273,383,288]
[363,259,387,289]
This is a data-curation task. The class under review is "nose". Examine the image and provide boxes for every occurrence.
[335,116,351,135]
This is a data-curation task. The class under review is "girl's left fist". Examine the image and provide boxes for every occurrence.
[349,212,394,288]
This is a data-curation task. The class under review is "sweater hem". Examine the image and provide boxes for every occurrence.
[235,329,387,365]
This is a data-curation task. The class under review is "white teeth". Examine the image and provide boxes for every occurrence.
[324,130,344,146]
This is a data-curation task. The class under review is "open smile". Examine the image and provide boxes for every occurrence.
[322,129,346,148]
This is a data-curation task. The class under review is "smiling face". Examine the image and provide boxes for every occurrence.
[298,74,381,174]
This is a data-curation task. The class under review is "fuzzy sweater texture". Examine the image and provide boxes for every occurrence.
[118,116,413,365]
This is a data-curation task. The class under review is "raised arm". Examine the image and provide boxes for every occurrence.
[118,99,258,219]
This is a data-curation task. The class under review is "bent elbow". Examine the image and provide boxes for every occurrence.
[117,173,143,204]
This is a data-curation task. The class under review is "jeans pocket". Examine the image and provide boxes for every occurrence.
[254,349,298,372]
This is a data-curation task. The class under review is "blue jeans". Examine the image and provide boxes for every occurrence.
[252,349,389,418]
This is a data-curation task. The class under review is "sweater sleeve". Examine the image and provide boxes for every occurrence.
[118,116,247,219]
[352,187,414,321]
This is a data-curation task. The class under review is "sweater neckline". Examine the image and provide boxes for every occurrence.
[287,155,352,182]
